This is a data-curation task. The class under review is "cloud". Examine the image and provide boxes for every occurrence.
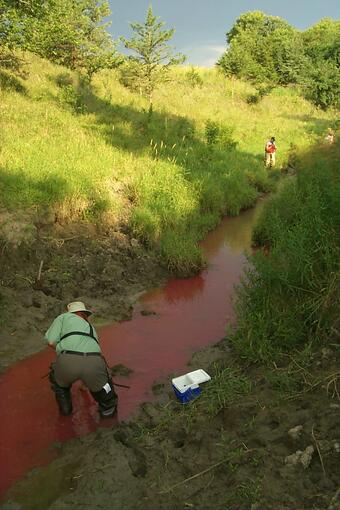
[183,44,226,67]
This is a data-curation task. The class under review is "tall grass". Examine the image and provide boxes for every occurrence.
[0,54,336,272]
[231,142,340,361]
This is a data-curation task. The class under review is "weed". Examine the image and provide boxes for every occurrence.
[265,370,301,394]
[225,477,262,507]
[189,363,251,417]
[204,121,237,150]
[58,84,86,114]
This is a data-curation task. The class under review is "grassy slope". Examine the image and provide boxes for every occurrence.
[0,55,336,273]
[231,141,340,360]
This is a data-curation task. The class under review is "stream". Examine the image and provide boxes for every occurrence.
[0,201,264,497]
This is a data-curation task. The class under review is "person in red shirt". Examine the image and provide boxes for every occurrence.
[265,136,277,168]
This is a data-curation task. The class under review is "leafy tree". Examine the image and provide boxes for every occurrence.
[0,0,121,80]
[301,18,340,109]
[226,11,290,43]
[218,11,303,86]
[0,0,27,74]
[305,61,340,110]
[218,12,339,109]
[302,18,340,62]
[121,5,185,111]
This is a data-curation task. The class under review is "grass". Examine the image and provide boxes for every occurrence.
[0,53,337,273]
[231,142,340,361]
[192,363,251,416]
[225,477,262,508]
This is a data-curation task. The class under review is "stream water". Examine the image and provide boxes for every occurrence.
[0,202,264,497]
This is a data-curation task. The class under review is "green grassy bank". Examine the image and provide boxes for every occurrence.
[231,141,340,360]
[0,54,336,274]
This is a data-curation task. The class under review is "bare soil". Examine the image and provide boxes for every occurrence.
[0,214,168,372]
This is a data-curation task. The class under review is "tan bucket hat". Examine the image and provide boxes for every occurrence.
[67,301,93,315]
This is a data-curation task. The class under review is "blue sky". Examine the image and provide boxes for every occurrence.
[108,0,340,66]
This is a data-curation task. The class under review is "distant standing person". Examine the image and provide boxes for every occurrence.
[265,136,277,168]
[324,128,335,145]
[45,301,118,417]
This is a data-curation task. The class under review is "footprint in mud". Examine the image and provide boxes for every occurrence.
[110,363,134,376]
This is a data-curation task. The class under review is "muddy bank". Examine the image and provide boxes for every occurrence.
[1,204,339,510]
[0,205,263,496]
[2,343,339,510]
[0,216,168,372]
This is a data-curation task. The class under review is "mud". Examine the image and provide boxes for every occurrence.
[2,343,339,510]
[1,211,339,510]
[0,217,168,372]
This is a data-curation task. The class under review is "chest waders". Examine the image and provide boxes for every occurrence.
[49,324,118,417]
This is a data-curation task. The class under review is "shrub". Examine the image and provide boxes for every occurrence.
[58,84,86,114]
[186,67,203,87]
[205,120,220,146]
[205,121,237,150]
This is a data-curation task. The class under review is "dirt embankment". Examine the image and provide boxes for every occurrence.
[0,210,168,372]
[2,341,340,510]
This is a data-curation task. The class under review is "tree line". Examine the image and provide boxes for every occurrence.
[218,11,340,109]
[1,3,339,109]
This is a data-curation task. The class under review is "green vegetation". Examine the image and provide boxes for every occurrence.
[231,142,340,361]
[1,7,338,274]
[218,12,340,109]
[0,53,336,274]
[185,363,251,418]
[0,0,121,78]
[121,5,185,111]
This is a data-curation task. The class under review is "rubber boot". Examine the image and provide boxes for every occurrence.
[49,365,73,416]
[54,386,73,416]
[91,379,118,418]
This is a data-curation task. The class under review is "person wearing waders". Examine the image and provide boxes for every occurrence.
[265,136,277,168]
[45,301,118,417]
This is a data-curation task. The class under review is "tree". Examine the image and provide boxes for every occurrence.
[121,5,185,111]
[218,12,302,86]
[301,18,340,109]
[0,0,27,74]
[0,0,121,80]
[226,11,290,44]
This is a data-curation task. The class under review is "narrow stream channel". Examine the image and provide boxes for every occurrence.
[0,201,264,497]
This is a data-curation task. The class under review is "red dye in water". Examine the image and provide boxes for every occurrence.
[0,206,261,496]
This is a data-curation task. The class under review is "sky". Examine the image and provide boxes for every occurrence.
[107,0,340,67]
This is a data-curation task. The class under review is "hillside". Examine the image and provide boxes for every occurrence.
[1,54,336,265]
[0,53,337,367]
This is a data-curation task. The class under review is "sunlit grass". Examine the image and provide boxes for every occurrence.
[231,143,340,360]
[0,54,336,272]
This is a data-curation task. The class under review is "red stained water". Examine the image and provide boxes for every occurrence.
[0,205,262,497]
